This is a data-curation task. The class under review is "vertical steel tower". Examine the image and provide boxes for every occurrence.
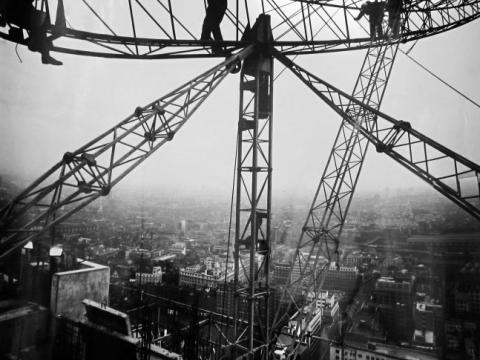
[233,15,273,359]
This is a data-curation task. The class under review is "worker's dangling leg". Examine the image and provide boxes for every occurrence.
[376,21,383,39]
[29,15,62,64]
[392,13,400,37]
[369,20,376,40]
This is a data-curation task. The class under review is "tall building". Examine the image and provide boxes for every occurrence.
[374,277,414,342]
[343,251,363,268]
[179,256,235,289]
[272,262,291,285]
[216,282,248,321]
[135,268,162,285]
[311,290,339,325]
[413,300,442,347]
[323,262,360,293]
[178,219,187,233]
[453,263,480,315]
[272,255,329,291]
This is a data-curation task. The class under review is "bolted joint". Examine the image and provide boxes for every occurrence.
[311,228,327,243]
[134,106,144,118]
[100,185,111,196]
[256,239,269,255]
[77,181,92,194]
[227,58,242,74]
[394,120,411,131]
[376,143,392,153]
[166,132,175,141]
[81,153,96,166]
[153,104,166,116]
[144,131,156,142]
[63,152,75,164]
[312,234,321,244]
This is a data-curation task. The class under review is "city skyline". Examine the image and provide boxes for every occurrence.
[1,3,480,360]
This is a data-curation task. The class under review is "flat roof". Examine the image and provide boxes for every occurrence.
[343,341,439,360]
[407,233,480,244]
[55,259,108,276]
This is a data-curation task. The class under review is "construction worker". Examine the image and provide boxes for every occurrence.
[386,0,402,38]
[0,0,62,65]
[355,0,386,40]
[200,0,228,54]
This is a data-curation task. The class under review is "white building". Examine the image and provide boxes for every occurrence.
[168,242,187,256]
[330,342,439,360]
[179,256,235,289]
[135,271,162,284]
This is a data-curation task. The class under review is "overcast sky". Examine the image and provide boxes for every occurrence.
[1,6,479,202]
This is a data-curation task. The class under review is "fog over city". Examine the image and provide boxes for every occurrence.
[1,2,480,360]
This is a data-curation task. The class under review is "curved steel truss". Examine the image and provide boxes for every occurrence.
[0,0,479,59]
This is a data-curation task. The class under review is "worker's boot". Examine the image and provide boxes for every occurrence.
[42,52,63,65]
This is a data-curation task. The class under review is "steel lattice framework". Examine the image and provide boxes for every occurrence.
[0,0,479,58]
[1,1,480,359]
[0,47,253,260]
[274,50,480,221]
[232,16,274,358]
[271,39,401,353]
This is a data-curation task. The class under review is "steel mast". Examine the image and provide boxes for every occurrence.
[233,15,274,359]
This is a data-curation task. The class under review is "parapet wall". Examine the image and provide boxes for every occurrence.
[50,260,109,321]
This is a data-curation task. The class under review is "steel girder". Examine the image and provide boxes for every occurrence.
[0,0,479,58]
[232,18,274,359]
[274,0,480,54]
[275,51,480,222]
[270,41,399,355]
[0,46,253,261]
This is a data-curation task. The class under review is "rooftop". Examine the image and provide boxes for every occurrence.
[407,233,480,244]
[344,341,439,360]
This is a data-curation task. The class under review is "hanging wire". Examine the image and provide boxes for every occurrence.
[400,48,480,109]
[405,39,418,55]
[244,0,251,26]
[219,130,238,346]
[14,43,23,63]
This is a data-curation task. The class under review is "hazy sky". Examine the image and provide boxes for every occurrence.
[1,6,479,202]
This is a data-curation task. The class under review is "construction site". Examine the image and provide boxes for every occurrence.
[1,0,480,359]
